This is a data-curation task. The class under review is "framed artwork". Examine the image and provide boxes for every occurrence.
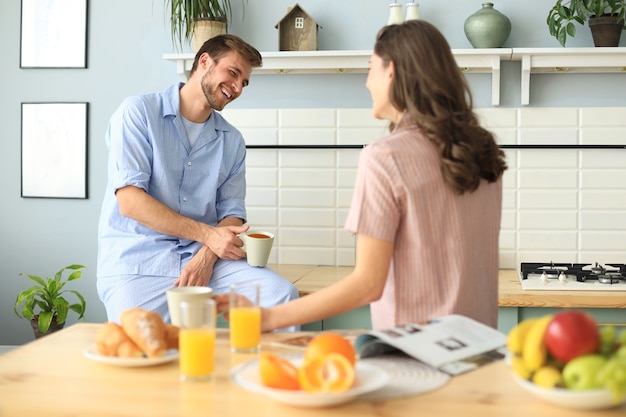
[20,0,89,68]
[21,102,89,199]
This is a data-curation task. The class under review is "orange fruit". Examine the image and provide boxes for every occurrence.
[258,352,301,390]
[303,332,357,366]
[298,353,356,393]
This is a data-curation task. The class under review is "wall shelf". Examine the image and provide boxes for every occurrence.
[511,47,626,106]
[164,49,511,106]
[164,47,626,106]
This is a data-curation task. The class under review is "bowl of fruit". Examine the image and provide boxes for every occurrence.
[507,310,626,410]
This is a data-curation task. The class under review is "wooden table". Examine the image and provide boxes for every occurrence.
[0,323,623,416]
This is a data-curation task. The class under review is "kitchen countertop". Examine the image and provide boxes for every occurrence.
[497,270,626,309]
[1,323,623,416]
[269,265,626,309]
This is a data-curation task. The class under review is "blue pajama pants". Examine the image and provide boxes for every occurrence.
[97,258,300,331]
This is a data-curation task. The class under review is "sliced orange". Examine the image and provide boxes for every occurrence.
[258,352,301,390]
[298,352,356,393]
[303,332,357,366]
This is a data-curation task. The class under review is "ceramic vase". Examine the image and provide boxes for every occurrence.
[192,20,227,52]
[464,2,511,48]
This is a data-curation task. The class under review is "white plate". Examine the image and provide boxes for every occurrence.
[512,373,625,410]
[230,356,389,408]
[83,345,179,367]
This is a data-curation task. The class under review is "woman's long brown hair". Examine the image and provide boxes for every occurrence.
[375,20,507,194]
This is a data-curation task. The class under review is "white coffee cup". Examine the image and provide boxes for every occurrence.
[166,286,213,326]
[241,231,274,267]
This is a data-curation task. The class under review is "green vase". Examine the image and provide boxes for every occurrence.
[464,2,511,48]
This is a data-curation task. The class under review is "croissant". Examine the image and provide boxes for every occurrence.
[95,322,144,358]
[164,324,180,350]
[120,308,168,358]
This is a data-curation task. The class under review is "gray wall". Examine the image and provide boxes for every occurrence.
[1,0,624,345]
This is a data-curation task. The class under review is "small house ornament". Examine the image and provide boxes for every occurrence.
[275,3,321,51]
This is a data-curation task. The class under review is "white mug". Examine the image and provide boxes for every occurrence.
[166,286,213,326]
[241,231,274,267]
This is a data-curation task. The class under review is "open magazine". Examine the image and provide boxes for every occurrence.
[354,315,508,376]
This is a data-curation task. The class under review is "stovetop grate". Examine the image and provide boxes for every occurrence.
[520,262,626,283]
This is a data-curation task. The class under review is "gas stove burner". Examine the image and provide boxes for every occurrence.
[590,264,605,275]
[579,262,625,283]
[597,273,623,285]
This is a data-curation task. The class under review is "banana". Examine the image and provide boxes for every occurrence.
[522,315,554,372]
[507,317,540,355]
[510,354,532,379]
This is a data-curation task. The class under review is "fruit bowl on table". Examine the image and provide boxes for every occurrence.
[512,373,625,410]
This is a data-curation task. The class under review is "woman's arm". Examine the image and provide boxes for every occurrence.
[263,234,394,331]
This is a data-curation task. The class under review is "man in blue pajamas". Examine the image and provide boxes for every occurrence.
[96,34,299,328]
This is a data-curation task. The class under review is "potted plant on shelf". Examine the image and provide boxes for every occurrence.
[167,0,247,52]
[14,264,87,339]
[547,0,626,46]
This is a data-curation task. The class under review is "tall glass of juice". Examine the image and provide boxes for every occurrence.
[179,299,216,381]
[229,283,261,353]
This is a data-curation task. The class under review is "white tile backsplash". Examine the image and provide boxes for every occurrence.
[281,128,336,145]
[519,127,579,145]
[519,108,578,127]
[518,170,578,189]
[279,109,336,127]
[280,189,336,208]
[581,212,626,230]
[580,108,626,127]
[518,211,578,230]
[582,232,626,250]
[223,107,626,268]
[581,170,626,189]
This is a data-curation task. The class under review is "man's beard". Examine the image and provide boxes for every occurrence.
[200,71,226,112]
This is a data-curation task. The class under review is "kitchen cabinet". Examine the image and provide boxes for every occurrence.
[499,307,626,333]
[301,305,371,331]
[164,47,626,106]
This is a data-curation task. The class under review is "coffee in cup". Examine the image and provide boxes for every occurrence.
[241,231,274,267]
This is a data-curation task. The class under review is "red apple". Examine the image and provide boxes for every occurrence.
[545,310,599,363]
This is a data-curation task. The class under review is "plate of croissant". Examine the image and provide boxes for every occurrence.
[84,307,180,367]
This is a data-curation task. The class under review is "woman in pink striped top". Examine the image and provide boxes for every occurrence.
[219,20,507,331]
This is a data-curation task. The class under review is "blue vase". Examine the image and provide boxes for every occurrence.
[464,2,511,48]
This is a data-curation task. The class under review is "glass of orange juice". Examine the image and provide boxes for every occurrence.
[229,283,261,353]
[179,299,216,381]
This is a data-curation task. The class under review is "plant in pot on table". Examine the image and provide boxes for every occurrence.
[13,264,87,339]
[166,0,247,52]
[547,0,626,46]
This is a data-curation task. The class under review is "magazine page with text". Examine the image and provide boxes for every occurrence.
[354,315,508,375]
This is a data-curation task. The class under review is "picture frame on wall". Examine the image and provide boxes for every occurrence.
[21,102,89,199]
[20,0,89,68]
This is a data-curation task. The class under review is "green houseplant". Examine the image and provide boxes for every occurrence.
[547,0,626,46]
[167,0,247,51]
[14,264,87,338]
